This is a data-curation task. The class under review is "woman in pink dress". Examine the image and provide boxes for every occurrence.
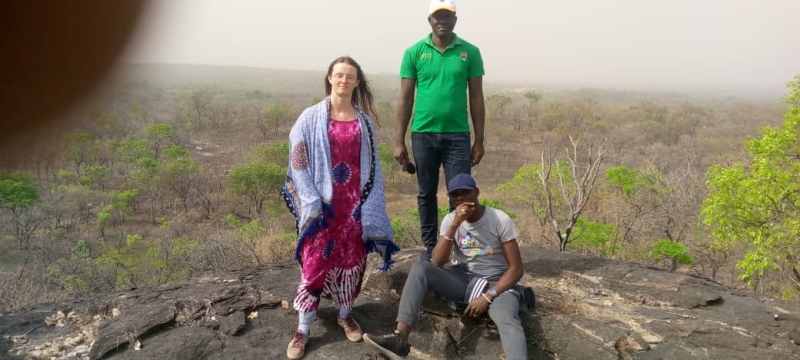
[282,56,398,359]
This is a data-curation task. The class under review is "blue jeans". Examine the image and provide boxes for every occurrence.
[411,132,472,249]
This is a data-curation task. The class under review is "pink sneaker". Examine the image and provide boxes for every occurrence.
[337,316,363,342]
[286,330,308,359]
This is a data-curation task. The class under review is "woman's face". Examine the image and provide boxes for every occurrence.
[328,63,360,98]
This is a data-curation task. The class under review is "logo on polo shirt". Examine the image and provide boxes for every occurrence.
[421,53,432,60]
[460,51,468,61]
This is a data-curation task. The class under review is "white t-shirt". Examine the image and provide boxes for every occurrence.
[439,206,519,280]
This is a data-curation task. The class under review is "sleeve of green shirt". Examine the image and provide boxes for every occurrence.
[400,47,417,79]
[468,47,485,79]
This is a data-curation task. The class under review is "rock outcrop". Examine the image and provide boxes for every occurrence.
[2,246,799,359]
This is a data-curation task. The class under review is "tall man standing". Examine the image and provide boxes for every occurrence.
[394,0,486,262]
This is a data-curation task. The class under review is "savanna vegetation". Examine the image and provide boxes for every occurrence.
[0,64,797,311]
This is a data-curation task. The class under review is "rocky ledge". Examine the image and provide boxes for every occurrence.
[1,246,799,359]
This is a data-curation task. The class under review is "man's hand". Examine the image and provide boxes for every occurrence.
[470,142,484,166]
[453,202,475,225]
[463,293,490,318]
[394,142,410,166]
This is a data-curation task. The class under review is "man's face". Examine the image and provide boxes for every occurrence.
[448,188,478,207]
[428,10,456,37]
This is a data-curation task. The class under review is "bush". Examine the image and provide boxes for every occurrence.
[571,218,618,257]
[650,239,694,271]
[479,198,516,218]
[391,217,419,249]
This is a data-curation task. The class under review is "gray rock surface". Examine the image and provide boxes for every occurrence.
[1,246,799,359]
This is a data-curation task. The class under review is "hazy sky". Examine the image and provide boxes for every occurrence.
[123,0,799,93]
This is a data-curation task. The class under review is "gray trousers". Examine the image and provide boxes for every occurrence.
[396,261,528,360]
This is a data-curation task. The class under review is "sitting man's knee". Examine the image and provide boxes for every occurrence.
[488,297,522,324]
[490,308,515,322]
[410,259,437,274]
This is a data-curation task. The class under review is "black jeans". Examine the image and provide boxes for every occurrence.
[411,132,471,249]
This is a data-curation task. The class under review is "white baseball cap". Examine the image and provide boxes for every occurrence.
[429,0,456,15]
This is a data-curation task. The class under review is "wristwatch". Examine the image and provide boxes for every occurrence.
[488,288,498,298]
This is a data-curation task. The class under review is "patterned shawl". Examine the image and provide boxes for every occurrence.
[281,97,399,271]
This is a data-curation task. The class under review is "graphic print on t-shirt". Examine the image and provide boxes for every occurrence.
[457,231,493,260]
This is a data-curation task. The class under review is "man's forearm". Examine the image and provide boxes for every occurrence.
[395,100,414,145]
[431,224,458,266]
[469,99,485,145]
[489,263,523,295]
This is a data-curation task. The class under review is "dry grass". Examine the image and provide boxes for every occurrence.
[255,232,295,263]
[0,235,27,272]
[550,293,587,315]
[0,267,67,312]
[385,191,419,219]
[530,282,588,316]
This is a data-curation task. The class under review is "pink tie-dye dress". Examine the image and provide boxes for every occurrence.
[294,119,367,313]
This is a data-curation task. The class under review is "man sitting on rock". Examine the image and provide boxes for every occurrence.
[363,173,528,360]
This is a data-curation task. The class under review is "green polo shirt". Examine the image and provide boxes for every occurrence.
[400,33,484,133]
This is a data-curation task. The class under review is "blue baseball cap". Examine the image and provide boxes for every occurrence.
[447,173,477,194]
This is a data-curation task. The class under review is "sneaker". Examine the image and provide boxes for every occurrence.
[286,330,308,359]
[337,316,363,342]
[363,330,410,360]
[420,247,433,262]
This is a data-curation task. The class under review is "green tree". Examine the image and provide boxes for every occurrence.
[650,239,694,272]
[571,218,618,257]
[45,239,95,296]
[499,138,606,251]
[65,131,98,175]
[116,138,150,166]
[701,77,800,295]
[605,166,641,198]
[256,142,290,165]
[97,189,139,236]
[160,147,201,213]
[0,178,41,249]
[226,160,284,214]
[80,165,109,190]
[116,138,160,218]
[523,91,542,104]
[604,166,675,257]
[497,164,564,227]
[140,123,177,160]
[260,103,285,138]
[785,74,800,106]
[543,138,606,251]
[227,215,267,265]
